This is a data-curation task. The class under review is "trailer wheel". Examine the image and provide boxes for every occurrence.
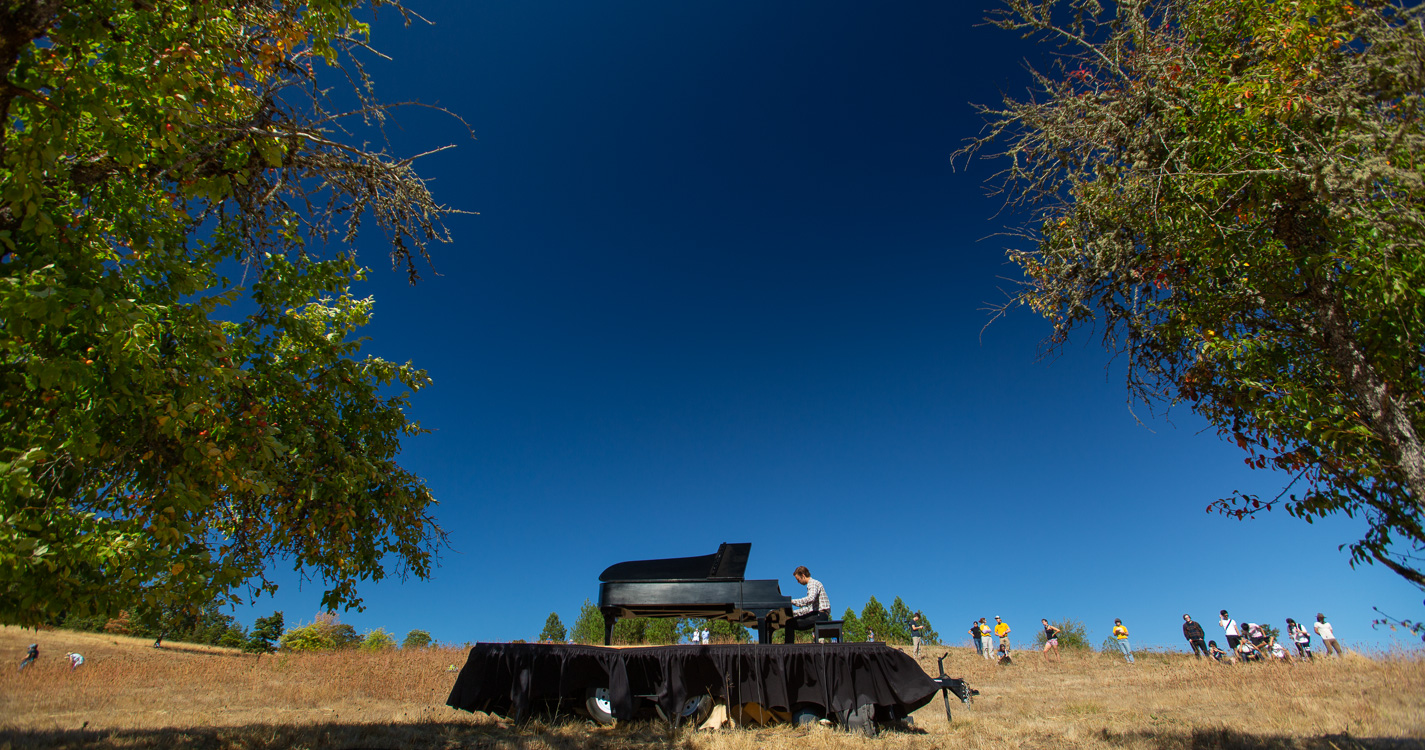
[655,695,712,727]
[584,686,616,726]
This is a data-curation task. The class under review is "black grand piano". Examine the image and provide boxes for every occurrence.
[598,543,794,644]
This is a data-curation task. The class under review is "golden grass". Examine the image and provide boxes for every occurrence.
[1,625,1422,749]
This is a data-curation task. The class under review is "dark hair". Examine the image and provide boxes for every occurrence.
[793,565,810,578]
[1208,640,1217,647]
[1220,609,1229,616]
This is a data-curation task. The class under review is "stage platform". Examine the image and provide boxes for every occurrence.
[446,641,961,728]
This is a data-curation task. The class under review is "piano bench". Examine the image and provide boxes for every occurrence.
[814,620,845,643]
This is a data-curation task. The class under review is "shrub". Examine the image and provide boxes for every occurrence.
[279,613,359,652]
[1034,619,1092,650]
[402,629,433,649]
[360,628,397,651]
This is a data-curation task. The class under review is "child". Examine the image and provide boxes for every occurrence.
[18,643,38,671]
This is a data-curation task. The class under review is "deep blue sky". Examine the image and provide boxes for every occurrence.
[235,0,1421,651]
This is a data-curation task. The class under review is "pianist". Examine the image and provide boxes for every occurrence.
[785,566,831,642]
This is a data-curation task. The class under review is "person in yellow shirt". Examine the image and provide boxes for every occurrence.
[993,616,1011,652]
[1112,619,1135,663]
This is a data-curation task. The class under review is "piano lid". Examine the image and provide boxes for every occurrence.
[598,542,752,583]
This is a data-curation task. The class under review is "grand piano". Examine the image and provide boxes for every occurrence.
[597,543,794,645]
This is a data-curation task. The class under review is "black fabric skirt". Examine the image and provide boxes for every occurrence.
[445,641,939,722]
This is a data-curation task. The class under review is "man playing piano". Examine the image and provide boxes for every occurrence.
[784,566,831,643]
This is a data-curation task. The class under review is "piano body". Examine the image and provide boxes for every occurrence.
[597,543,794,645]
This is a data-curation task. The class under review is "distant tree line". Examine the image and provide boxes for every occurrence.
[55,605,434,655]
[549,595,940,646]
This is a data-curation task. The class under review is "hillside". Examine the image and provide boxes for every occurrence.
[1,626,1422,749]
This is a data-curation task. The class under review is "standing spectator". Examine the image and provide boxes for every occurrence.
[1315,613,1344,656]
[66,652,84,670]
[994,616,1011,652]
[1041,619,1062,662]
[690,628,701,645]
[1287,618,1314,659]
[1112,619,1135,663]
[979,618,994,660]
[18,643,38,671]
[969,620,984,657]
[1219,610,1242,650]
[910,613,924,657]
[701,628,710,646]
[1183,614,1209,658]
[867,629,875,643]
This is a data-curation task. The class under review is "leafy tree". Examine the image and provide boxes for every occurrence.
[569,599,605,645]
[279,612,358,651]
[359,627,396,651]
[612,617,647,645]
[0,0,464,627]
[644,617,678,645]
[1033,619,1091,651]
[244,611,285,657]
[708,618,751,644]
[402,629,433,649]
[959,0,1425,586]
[886,597,914,644]
[841,607,867,643]
[861,596,891,641]
[538,613,566,643]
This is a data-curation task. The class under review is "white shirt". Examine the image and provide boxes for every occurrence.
[792,577,830,616]
[1220,617,1238,635]
[1314,621,1334,639]
[690,631,700,644]
[1270,642,1288,658]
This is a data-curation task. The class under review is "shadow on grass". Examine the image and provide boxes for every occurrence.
[0,718,695,750]
[1098,727,1425,750]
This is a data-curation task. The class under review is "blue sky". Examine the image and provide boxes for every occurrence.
[233,0,1422,652]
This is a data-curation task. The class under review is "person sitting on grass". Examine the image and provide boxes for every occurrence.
[1235,637,1264,662]
[1268,637,1292,662]
[1207,640,1230,662]
[18,643,38,671]
[997,643,1013,665]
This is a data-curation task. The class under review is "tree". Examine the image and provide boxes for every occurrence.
[0,1,466,627]
[538,613,566,643]
[708,618,751,644]
[886,597,914,645]
[359,627,396,651]
[861,597,891,641]
[569,599,605,645]
[959,0,1425,587]
[279,612,359,651]
[402,629,433,648]
[644,618,679,645]
[841,607,867,643]
[1033,619,1091,651]
[245,610,284,657]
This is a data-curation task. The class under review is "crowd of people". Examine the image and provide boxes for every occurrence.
[957,611,1347,665]
[1205,610,1344,663]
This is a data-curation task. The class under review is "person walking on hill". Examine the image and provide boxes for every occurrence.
[994,616,1011,652]
[1112,619,1135,663]
[979,618,994,659]
[18,643,38,671]
[1183,614,1209,658]
[1219,610,1241,650]
[1315,613,1344,656]
[970,620,984,657]
[1041,619,1062,662]
[1286,618,1313,659]
[910,613,925,657]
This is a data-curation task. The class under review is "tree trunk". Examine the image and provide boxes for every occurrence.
[1306,281,1425,513]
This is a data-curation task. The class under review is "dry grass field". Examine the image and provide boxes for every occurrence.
[1,625,1422,750]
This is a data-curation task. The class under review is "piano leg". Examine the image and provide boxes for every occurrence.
[603,615,617,646]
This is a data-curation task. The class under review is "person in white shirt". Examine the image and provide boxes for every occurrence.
[1268,638,1291,661]
[1219,610,1242,650]
[66,652,84,670]
[1314,613,1343,656]
[689,629,700,645]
